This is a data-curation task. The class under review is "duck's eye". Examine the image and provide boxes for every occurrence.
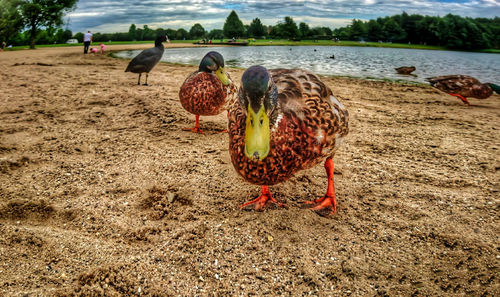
[250,118,254,125]
[259,118,263,125]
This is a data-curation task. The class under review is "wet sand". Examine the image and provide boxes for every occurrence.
[0,44,499,296]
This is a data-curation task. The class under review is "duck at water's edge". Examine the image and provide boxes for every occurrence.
[426,75,500,105]
[395,66,416,75]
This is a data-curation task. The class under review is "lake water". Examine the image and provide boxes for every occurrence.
[116,46,500,84]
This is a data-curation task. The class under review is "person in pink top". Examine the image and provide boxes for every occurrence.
[99,43,106,54]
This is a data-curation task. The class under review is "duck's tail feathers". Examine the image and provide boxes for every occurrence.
[426,77,437,86]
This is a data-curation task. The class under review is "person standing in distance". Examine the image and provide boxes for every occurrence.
[83,31,92,54]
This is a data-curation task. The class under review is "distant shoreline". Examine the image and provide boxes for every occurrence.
[4,39,499,54]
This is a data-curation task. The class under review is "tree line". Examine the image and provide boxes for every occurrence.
[333,12,500,50]
[93,12,336,42]
[1,4,499,51]
[0,0,77,49]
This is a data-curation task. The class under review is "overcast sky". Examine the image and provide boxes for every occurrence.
[67,0,500,33]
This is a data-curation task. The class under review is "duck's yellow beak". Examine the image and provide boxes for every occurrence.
[244,104,270,161]
[216,67,230,86]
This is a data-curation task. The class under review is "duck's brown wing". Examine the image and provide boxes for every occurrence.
[426,75,494,98]
[426,75,480,93]
[269,69,349,153]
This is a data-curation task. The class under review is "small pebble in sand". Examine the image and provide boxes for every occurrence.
[167,192,176,203]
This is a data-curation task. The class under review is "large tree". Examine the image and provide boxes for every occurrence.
[207,29,223,40]
[73,31,83,42]
[298,22,310,38]
[18,0,78,49]
[189,23,205,39]
[281,16,299,39]
[349,19,366,41]
[0,0,23,43]
[223,10,245,38]
[366,19,383,42]
[135,27,143,41]
[176,28,188,40]
[398,12,422,43]
[57,28,71,43]
[248,17,265,38]
[439,14,491,50]
[165,28,177,40]
[142,24,155,40]
[382,18,406,42]
[128,24,136,40]
[415,16,440,45]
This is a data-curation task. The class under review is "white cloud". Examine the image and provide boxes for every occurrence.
[66,0,500,33]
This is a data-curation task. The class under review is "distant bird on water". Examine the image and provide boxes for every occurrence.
[228,66,349,215]
[125,35,167,85]
[395,66,416,75]
[426,75,500,105]
[179,51,237,133]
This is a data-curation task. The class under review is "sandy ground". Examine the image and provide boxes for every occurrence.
[0,44,499,296]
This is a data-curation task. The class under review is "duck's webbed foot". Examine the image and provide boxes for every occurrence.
[303,158,338,215]
[183,115,204,134]
[240,186,286,211]
[449,93,470,105]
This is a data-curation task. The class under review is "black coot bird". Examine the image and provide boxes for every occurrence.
[125,35,167,85]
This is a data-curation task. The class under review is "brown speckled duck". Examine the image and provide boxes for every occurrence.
[395,66,416,75]
[179,51,237,133]
[426,75,500,105]
[228,66,349,214]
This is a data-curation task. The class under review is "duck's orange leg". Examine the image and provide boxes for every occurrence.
[183,115,204,134]
[240,186,286,211]
[449,93,470,105]
[303,157,337,215]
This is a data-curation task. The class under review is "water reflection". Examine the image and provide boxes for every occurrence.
[115,46,500,83]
